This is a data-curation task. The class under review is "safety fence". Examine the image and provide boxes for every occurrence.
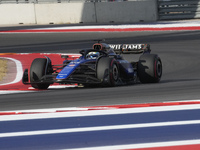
[158,0,200,20]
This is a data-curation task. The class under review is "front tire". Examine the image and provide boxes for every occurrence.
[30,58,51,89]
[138,54,162,83]
[97,57,119,87]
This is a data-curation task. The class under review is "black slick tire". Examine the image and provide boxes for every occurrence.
[97,57,119,87]
[30,58,50,89]
[138,54,162,83]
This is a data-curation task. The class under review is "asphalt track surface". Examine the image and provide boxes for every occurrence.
[0,30,200,111]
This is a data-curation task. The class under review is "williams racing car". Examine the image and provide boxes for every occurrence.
[22,42,162,89]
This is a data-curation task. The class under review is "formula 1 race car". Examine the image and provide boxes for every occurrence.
[22,41,162,89]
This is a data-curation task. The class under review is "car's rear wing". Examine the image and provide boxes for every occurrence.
[109,44,151,54]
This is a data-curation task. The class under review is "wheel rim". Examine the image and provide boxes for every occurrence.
[156,60,162,78]
[112,64,119,81]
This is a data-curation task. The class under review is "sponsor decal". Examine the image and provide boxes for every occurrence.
[128,68,134,73]
[109,44,143,50]
[118,60,129,64]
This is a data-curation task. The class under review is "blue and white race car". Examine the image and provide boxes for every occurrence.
[22,41,162,89]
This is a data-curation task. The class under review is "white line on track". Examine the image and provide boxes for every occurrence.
[63,139,200,150]
[0,120,200,138]
[34,21,200,30]
[27,84,77,90]
[0,84,76,94]
[0,91,34,94]
[1,103,200,121]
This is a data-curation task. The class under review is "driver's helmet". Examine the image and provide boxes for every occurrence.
[86,52,100,59]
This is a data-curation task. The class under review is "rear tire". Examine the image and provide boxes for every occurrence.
[30,58,51,89]
[138,54,162,83]
[97,57,119,87]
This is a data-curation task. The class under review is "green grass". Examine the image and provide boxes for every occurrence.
[0,59,8,81]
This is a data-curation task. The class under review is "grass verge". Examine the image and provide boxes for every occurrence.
[0,59,8,81]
